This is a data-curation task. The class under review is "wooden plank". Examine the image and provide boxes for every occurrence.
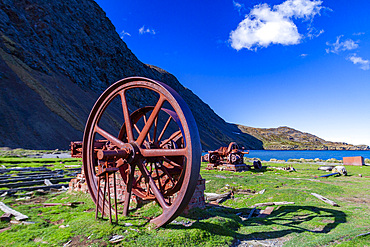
[0,178,71,188]
[257,206,274,218]
[65,168,82,172]
[64,165,81,168]
[0,227,11,233]
[253,201,295,207]
[0,175,64,184]
[14,171,61,176]
[273,201,295,205]
[0,167,50,173]
[0,202,28,220]
[254,202,274,207]
[247,207,256,219]
[204,192,231,202]
[44,179,53,186]
[311,193,339,206]
[43,202,84,207]
[0,184,69,194]
[0,213,12,222]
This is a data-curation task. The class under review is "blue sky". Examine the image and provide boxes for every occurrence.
[95,0,370,146]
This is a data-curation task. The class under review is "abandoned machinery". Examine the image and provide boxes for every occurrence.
[204,142,262,171]
[71,77,201,228]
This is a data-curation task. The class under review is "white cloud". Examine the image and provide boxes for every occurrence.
[326,36,358,54]
[276,0,323,19]
[233,1,244,14]
[348,54,370,70]
[229,0,325,51]
[300,53,308,57]
[353,32,365,36]
[307,27,324,39]
[119,30,131,39]
[139,26,156,35]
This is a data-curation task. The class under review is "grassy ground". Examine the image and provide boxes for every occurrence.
[0,158,369,246]
[0,147,67,158]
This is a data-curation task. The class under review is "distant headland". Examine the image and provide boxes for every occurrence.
[238,126,370,151]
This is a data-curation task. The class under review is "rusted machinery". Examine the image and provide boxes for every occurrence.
[205,142,247,165]
[74,77,201,228]
[204,142,251,171]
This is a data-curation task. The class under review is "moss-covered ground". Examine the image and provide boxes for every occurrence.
[0,157,369,246]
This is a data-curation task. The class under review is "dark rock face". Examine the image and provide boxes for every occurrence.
[0,0,262,150]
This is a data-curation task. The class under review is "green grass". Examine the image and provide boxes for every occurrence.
[0,157,81,169]
[0,148,65,158]
[0,158,369,246]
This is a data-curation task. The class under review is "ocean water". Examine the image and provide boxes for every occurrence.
[203,150,370,161]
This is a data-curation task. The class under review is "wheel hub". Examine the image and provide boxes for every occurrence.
[97,142,140,164]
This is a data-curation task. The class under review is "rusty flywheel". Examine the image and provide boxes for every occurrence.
[82,77,201,227]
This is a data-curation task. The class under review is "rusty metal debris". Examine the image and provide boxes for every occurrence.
[204,142,250,171]
[72,77,201,228]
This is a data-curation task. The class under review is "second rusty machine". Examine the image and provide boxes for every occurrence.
[204,142,262,171]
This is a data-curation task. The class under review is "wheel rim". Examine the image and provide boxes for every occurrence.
[82,77,201,227]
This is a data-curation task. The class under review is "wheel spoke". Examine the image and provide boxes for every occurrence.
[123,164,136,216]
[154,163,164,192]
[140,148,187,157]
[161,157,183,169]
[159,164,175,185]
[137,96,165,146]
[120,91,134,142]
[136,162,169,210]
[143,114,152,142]
[153,117,158,143]
[159,130,182,148]
[134,124,141,135]
[95,126,125,148]
[157,116,172,143]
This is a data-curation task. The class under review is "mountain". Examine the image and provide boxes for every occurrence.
[238,125,370,150]
[0,0,263,150]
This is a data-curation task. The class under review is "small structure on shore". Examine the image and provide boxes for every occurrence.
[343,156,365,166]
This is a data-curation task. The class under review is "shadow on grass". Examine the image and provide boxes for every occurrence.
[168,205,346,241]
[248,166,269,173]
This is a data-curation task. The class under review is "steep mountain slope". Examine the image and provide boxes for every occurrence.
[238,125,369,150]
[0,0,262,150]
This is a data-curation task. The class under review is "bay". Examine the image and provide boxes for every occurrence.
[244,150,370,161]
[203,150,370,161]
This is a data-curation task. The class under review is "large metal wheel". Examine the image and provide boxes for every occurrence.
[82,77,201,227]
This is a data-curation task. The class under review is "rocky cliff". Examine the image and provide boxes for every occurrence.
[238,126,369,150]
[0,0,263,150]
